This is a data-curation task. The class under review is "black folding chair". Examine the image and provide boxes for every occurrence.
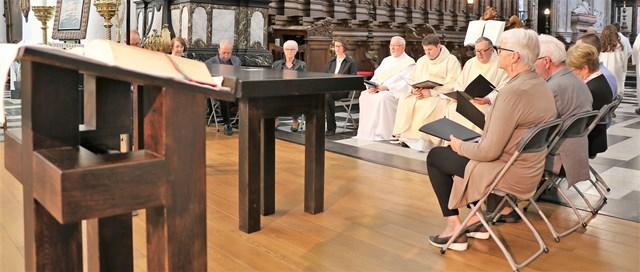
[525,109,607,242]
[588,94,623,193]
[441,119,563,272]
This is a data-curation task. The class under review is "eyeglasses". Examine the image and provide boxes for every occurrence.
[494,46,516,54]
[536,56,550,62]
[475,47,493,54]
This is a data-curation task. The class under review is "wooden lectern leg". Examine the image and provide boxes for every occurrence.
[261,117,276,216]
[143,88,207,271]
[239,99,262,233]
[34,201,83,271]
[98,214,134,271]
[304,95,325,214]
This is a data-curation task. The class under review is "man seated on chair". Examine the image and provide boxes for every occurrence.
[392,34,461,151]
[425,28,557,251]
[356,36,415,141]
[446,37,508,133]
[534,34,594,197]
[205,40,241,135]
[324,39,358,136]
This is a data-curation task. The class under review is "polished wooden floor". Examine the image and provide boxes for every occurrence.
[1,129,639,271]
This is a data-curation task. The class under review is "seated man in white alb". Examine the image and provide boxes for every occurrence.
[392,34,461,151]
[356,36,415,140]
[446,36,508,132]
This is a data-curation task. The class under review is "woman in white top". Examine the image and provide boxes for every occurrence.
[599,24,625,96]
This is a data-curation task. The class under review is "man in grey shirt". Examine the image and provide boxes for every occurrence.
[204,40,241,135]
[535,34,593,186]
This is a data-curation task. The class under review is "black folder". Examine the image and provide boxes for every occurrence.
[464,74,495,98]
[456,91,486,129]
[364,80,379,88]
[411,79,443,89]
[443,74,495,99]
[419,118,481,141]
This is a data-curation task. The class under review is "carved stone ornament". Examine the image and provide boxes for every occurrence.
[21,0,29,21]
[308,18,334,37]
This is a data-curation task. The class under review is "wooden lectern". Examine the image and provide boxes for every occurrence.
[4,46,232,271]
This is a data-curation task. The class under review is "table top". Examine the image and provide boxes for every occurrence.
[208,64,365,99]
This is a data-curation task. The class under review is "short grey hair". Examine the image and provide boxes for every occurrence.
[283,40,299,50]
[498,28,540,68]
[538,34,567,65]
[219,39,234,48]
[475,36,494,48]
[390,36,406,46]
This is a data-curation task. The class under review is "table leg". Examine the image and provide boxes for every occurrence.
[261,117,276,216]
[239,100,262,233]
[304,95,325,214]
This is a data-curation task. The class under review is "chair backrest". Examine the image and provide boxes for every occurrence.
[484,118,562,197]
[518,119,564,154]
[596,94,623,126]
[546,110,599,154]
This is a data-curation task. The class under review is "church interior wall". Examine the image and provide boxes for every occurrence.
[0,0,5,43]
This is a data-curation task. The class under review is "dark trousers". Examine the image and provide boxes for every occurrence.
[426,146,470,217]
[207,98,232,127]
[220,101,232,126]
[325,92,350,132]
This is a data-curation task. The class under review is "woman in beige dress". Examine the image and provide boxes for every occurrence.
[425,28,557,251]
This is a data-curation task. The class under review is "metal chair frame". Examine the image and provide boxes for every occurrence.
[334,90,359,130]
[524,95,622,242]
[441,119,563,272]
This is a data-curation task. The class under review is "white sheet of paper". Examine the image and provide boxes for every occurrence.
[464,20,487,46]
[483,20,506,46]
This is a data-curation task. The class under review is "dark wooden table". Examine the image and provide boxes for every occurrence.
[208,65,363,233]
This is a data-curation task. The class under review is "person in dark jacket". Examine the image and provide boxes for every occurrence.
[272,40,306,132]
[566,43,613,157]
[324,39,358,136]
[204,40,241,135]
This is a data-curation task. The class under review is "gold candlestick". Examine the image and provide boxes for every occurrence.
[94,0,118,40]
[32,6,55,45]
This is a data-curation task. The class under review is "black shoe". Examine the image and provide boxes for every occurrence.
[428,234,468,251]
[291,120,300,132]
[465,224,490,239]
[494,210,522,223]
[325,130,336,136]
[635,108,640,115]
[223,124,233,136]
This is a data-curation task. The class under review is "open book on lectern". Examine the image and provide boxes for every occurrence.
[464,20,506,46]
[78,40,221,89]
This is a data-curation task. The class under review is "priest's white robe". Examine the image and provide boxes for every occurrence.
[618,32,632,90]
[445,53,508,133]
[392,46,461,151]
[632,36,640,106]
[356,52,415,140]
[600,46,625,95]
